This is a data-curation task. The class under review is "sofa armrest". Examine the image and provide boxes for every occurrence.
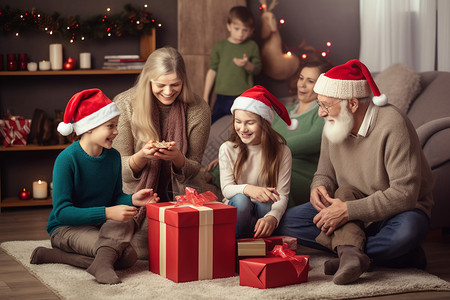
[416,117,450,169]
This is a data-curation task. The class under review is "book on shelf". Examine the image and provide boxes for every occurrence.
[104,54,140,60]
[102,63,145,70]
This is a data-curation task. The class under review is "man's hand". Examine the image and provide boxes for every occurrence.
[254,215,277,238]
[244,185,279,203]
[105,205,138,222]
[132,188,159,207]
[313,194,349,235]
[310,186,331,211]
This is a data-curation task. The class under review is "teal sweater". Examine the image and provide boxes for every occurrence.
[47,141,132,235]
[272,103,324,207]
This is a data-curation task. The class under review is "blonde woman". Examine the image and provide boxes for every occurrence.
[112,47,211,258]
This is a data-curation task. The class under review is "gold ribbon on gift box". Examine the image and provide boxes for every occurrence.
[158,204,214,280]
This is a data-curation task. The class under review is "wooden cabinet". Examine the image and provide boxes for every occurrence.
[0,70,141,210]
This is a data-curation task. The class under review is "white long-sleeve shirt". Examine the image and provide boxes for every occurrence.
[219,141,292,223]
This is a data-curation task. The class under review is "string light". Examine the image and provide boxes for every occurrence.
[279,19,285,24]
[287,51,292,56]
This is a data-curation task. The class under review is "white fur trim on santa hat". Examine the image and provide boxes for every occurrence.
[57,122,74,136]
[372,94,387,106]
[313,74,372,99]
[72,102,121,135]
[231,96,275,123]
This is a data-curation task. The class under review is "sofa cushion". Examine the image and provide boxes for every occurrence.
[374,63,421,114]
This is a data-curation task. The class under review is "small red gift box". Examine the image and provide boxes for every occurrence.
[0,117,31,147]
[240,255,310,289]
[147,200,237,283]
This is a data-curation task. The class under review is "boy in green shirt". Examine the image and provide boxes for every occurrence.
[203,6,262,123]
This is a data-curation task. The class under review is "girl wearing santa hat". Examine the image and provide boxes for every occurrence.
[219,85,297,238]
[30,89,159,285]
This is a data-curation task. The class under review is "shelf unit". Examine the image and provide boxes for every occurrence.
[0,69,142,210]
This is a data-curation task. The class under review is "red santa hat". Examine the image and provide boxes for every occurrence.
[313,59,387,106]
[230,85,298,130]
[57,88,121,136]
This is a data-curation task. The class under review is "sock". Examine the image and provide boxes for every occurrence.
[333,245,370,285]
[86,247,121,284]
[30,247,93,269]
[114,245,138,270]
[324,258,340,275]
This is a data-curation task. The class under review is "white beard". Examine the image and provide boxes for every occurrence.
[323,101,354,144]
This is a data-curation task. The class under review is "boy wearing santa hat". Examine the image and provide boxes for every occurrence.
[30,88,159,284]
[276,60,434,285]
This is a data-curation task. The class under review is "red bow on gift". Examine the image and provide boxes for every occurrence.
[174,187,218,207]
[270,243,310,277]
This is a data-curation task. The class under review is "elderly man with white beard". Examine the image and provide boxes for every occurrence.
[275,59,434,285]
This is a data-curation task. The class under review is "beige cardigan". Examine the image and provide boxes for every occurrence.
[112,87,211,195]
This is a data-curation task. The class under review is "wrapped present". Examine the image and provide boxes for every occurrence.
[0,116,32,147]
[239,244,310,289]
[147,188,236,283]
[271,235,298,251]
[236,237,283,257]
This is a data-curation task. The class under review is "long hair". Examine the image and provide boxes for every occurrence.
[228,112,286,187]
[131,46,195,142]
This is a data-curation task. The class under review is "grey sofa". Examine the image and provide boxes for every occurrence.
[202,68,450,229]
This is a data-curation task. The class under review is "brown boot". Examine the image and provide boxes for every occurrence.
[30,247,93,269]
[86,247,121,284]
[333,245,370,285]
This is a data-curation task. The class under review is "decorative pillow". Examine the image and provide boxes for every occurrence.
[374,63,421,113]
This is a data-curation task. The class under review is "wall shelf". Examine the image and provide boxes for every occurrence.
[0,69,142,76]
[0,144,70,152]
[0,197,52,209]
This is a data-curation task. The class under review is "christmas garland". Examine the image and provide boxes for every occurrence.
[0,4,160,41]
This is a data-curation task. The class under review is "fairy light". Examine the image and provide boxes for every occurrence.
[321,51,327,57]
[15,32,19,37]
[158,23,162,27]
[326,41,331,47]
[106,8,111,12]
[287,51,292,56]
[81,36,85,40]
[279,19,285,24]
[144,4,148,8]
[302,54,307,59]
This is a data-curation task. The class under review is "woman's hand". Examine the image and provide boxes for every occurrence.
[132,188,159,207]
[244,185,279,203]
[153,141,185,170]
[105,205,137,222]
[254,215,277,238]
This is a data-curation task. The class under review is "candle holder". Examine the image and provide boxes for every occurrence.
[19,53,28,71]
[7,53,18,71]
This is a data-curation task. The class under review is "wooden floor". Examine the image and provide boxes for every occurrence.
[1,206,450,300]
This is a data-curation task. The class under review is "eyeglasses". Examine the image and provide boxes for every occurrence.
[316,100,342,114]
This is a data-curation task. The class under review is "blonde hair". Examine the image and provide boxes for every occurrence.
[132,46,194,142]
[228,112,286,187]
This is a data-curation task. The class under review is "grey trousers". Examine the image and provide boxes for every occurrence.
[51,219,136,257]
[315,185,367,252]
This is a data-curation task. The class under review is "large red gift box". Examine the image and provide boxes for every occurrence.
[0,117,31,147]
[239,254,310,289]
[147,201,237,283]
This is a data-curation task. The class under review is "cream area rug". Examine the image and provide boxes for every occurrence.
[2,240,450,300]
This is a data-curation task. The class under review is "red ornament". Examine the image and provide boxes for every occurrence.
[19,188,31,200]
[63,57,76,70]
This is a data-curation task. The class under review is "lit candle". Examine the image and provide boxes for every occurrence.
[39,60,51,71]
[49,43,63,70]
[33,180,48,199]
[79,52,91,69]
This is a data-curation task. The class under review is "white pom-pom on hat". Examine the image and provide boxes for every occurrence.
[313,59,387,106]
[231,85,298,131]
[58,88,121,136]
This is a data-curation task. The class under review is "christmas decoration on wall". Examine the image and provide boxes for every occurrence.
[0,4,162,42]
[258,0,333,81]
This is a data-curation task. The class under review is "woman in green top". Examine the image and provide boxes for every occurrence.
[272,59,333,207]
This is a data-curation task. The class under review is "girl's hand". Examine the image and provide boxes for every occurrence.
[254,215,277,238]
[132,188,159,207]
[105,205,137,222]
[153,141,185,170]
[244,185,279,203]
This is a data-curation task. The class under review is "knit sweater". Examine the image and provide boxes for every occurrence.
[210,39,262,96]
[219,141,292,223]
[112,87,211,195]
[273,102,324,207]
[47,141,132,235]
[311,104,434,222]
